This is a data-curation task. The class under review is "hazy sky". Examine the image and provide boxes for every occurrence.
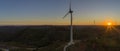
[0,0,120,25]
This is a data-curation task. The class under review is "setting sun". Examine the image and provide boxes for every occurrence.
[107,22,112,26]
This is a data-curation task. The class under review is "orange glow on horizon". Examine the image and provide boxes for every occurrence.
[103,19,116,26]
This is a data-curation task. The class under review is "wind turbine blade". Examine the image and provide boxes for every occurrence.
[69,0,72,11]
[63,12,69,19]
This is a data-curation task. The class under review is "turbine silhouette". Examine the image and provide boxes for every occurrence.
[63,0,74,51]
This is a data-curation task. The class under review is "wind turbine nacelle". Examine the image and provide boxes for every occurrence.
[69,10,73,13]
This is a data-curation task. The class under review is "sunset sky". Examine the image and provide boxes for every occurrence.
[0,0,120,25]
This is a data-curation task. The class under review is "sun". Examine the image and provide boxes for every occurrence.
[107,22,112,26]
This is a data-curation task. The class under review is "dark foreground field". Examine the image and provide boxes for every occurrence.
[0,25,120,51]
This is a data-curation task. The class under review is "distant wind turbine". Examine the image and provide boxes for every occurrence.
[63,0,74,51]
[94,20,96,25]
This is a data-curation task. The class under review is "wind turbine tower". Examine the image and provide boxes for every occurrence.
[63,0,74,51]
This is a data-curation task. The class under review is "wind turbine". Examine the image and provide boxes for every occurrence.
[63,0,74,51]
[94,20,96,25]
